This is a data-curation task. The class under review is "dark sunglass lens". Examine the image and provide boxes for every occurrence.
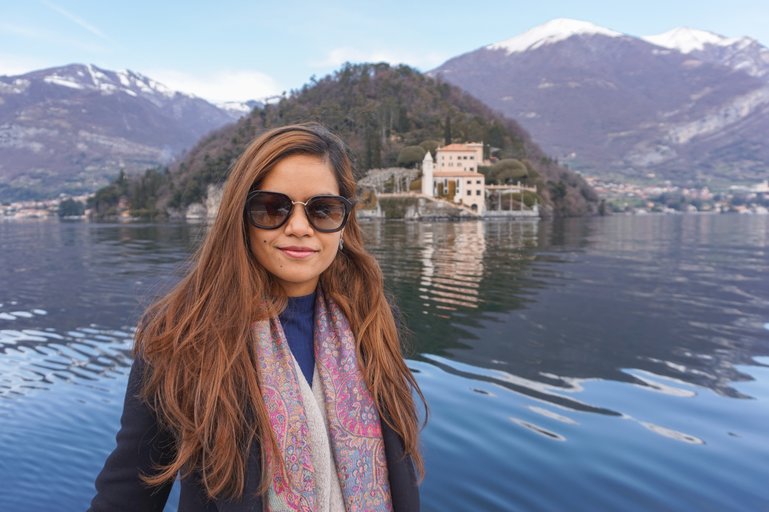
[306,197,347,230]
[249,193,291,228]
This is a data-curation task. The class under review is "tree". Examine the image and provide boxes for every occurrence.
[490,159,528,184]
[130,167,169,218]
[115,62,597,216]
[397,105,411,132]
[397,146,426,168]
[548,181,567,200]
[485,122,506,150]
[58,198,85,217]
[419,140,440,157]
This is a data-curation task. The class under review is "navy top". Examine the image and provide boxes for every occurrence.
[278,292,316,384]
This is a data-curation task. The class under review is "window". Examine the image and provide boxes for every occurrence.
[476,190,481,195]
[467,190,471,196]
[476,180,481,184]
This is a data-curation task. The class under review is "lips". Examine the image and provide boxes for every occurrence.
[279,246,318,259]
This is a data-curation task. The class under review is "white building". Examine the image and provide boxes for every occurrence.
[435,143,484,172]
[421,142,487,214]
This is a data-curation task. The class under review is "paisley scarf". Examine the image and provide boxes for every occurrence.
[254,289,392,511]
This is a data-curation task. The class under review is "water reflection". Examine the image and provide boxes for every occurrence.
[416,222,486,312]
[2,216,767,410]
[1,216,768,512]
[367,216,769,403]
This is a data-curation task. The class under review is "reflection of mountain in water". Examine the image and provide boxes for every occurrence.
[365,220,541,356]
[2,217,767,408]
[367,216,769,405]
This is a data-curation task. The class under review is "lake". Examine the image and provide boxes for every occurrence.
[1,215,768,511]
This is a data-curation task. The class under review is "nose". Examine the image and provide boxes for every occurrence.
[283,201,314,236]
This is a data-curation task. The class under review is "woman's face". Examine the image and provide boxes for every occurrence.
[248,154,343,297]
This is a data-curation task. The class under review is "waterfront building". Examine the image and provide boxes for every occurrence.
[421,142,488,214]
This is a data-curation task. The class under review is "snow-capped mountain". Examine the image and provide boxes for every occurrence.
[644,27,769,78]
[487,18,624,54]
[0,64,245,201]
[215,99,264,119]
[33,64,176,101]
[431,18,769,187]
[643,27,738,53]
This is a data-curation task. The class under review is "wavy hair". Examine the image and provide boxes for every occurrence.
[134,122,426,499]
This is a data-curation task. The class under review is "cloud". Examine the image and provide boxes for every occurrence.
[42,0,108,40]
[313,47,448,71]
[147,69,282,103]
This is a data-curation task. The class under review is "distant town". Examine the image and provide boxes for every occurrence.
[586,177,769,215]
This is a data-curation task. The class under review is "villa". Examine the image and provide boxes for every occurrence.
[421,142,488,214]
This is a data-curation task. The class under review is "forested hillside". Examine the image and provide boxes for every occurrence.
[92,63,599,218]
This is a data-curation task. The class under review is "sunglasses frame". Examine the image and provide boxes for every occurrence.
[245,190,354,233]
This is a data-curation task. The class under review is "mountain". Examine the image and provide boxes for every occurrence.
[0,64,244,201]
[216,99,264,118]
[643,28,769,78]
[430,18,769,188]
[92,63,599,219]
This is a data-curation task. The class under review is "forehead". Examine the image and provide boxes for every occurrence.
[259,154,339,198]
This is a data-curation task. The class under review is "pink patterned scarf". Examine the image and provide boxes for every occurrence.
[254,289,392,511]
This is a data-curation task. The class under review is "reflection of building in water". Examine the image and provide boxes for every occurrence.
[416,222,486,313]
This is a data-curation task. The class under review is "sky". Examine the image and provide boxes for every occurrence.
[2,0,769,103]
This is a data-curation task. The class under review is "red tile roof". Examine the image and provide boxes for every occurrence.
[438,143,480,152]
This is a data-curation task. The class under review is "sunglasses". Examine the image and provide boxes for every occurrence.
[245,190,353,233]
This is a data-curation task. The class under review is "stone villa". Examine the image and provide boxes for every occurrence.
[421,142,488,214]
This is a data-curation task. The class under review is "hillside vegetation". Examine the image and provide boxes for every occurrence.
[92,63,599,218]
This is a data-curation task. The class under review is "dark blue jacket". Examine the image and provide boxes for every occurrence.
[89,359,420,511]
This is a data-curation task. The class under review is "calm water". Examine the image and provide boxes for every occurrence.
[1,215,768,511]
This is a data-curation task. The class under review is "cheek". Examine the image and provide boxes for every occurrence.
[321,236,341,263]
[248,232,271,262]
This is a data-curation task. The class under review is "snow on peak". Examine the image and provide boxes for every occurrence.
[643,27,738,53]
[216,100,253,114]
[43,75,84,90]
[487,18,623,54]
[36,64,180,102]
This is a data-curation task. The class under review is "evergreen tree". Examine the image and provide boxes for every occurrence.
[58,198,85,217]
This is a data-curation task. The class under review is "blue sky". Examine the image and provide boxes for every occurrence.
[2,0,768,102]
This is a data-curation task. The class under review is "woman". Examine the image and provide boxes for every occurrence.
[89,123,426,511]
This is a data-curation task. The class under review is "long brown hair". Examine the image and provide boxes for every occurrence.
[135,122,426,499]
